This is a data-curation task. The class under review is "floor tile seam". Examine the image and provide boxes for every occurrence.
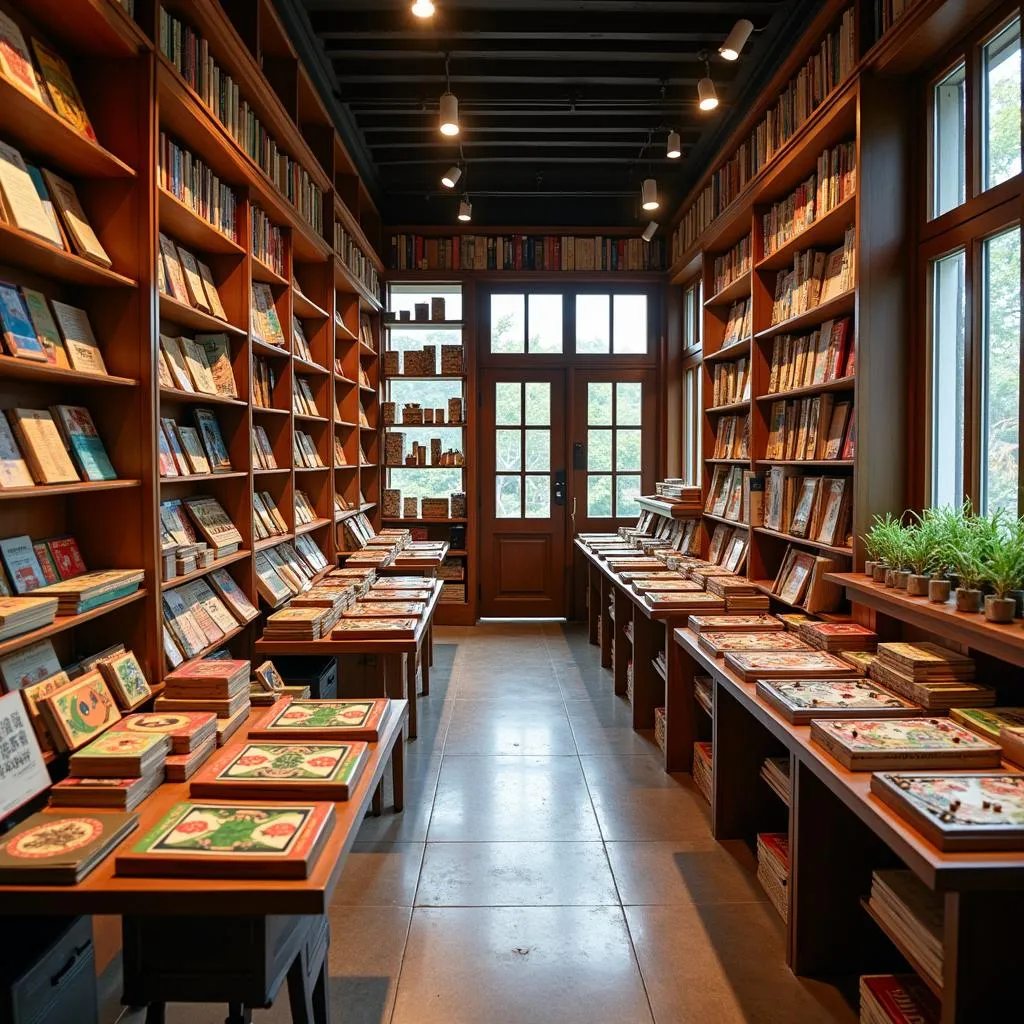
[620,903,665,1024]
[407,900,625,909]
[384,901,418,1024]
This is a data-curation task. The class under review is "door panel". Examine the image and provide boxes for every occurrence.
[480,370,567,616]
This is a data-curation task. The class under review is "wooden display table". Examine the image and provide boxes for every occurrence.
[256,581,443,742]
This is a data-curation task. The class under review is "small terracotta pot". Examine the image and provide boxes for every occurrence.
[864,560,877,578]
[895,570,911,590]
[955,588,983,613]
[872,564,888,584]
[985,596,1016,624]
[928,578,951,603]
[907,574,930,597]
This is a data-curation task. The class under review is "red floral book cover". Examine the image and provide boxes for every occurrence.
[45,536,87,580]
[108,711,217,753]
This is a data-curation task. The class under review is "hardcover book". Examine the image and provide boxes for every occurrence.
[193,409,232,472]
[810,718,1002,770]
[116,801,334,879]
[949,706,1024,742]
[176,246,211,312]
[197,264,228,320]
[0,140,62,245]
[686,615,786,634]
[68,730,169,777]
[0,11,42,101]
[37,670,121,751]
[723,650,861,681]
[331,618,418,639]
[0,413,34,488]
[31,39,97,140]
[3,643,61,693]
[698,631,812,658]
[49,773,162,812]
[50,301,106,374]
[250,699,392,742]
[50,405,116,480]
[754,678,919,724]
[176,426,211,474]
[870,773,1024,851]
[41,169,111,267]
[0,533,45,593]
[342,602,426,619]
[0,689,50,818]
[0,281,47,361]
[859,975,939,1024]
[47,535,87,579]
[190,741,370,801]
[96,651,152,710]
[108,710,217,754]
[0,810,138,884]
[208,568,260,624]
[7,408,79,483]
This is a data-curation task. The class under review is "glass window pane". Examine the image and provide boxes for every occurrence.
[932,61,966,218]
[525,475,550,518]
[496,475,522,518]
[587,382,613,425]
[576,294,610,353]
[617,382,642,425]
[983,19,1022,192]
[491,294,525,353]
[495,382,521,425]
[387,468,464,501]
[588,429,612,471]
[981,226,1021,515]
[684,286,696,348]
[696,279,704,346]
[524,382,550,425]
[525,429,550,471]
[616,475,642,517]
[495,429,522,471]
[588,475,613,517]
[931,249,967,509]
[528,294,563,353]
[683,368,696,484]
[616,429,642,471]
[613,295,647,353]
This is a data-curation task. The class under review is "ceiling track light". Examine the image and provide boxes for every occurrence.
[697,52,719,111]
[411,0,435,17]
[439,55,459,136]
[441,164,462,188]
[642,221,659,242]
[720,18,754,60]
[666,130,681,159]
[458,198,472,222]
[641,178,659,211]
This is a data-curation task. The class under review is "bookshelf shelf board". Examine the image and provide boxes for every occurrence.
[294,413,330,425]
[158,294,245,336]
[705,458,751,465]
[755,194,857,272]
[447,549,468,557]
[0,78,136,179]
[335,321,359,343]
[157,188,244,257]
[334,508,361,523]
[706,399,751,415]
[252,257,288,288]
[0,588,147,660]
[358,462,376,468]
[293,357,329,376]
[295,518,332,536]
[160,471,248,484]
[254,467,289,476]
[860,898,943,1000]
[254,533,293,552]
[251,339,290,359]
[160,549,251,592]
[335,376,358,388]
[755,289,857,341]
[358,383,377,394]
[359,424,377,433]
[635,496,701,519]
[652,656,667,683]
[387,374,467,381]
[703,513,749,529]
[756,376,856,402]
[359,342,378,358]
[0,479,141,501]
[703,339,753,366]
[252,405,290,417]
[0,358,136,388]
[755,459,855,468]
[334,257,383,310]
[159,387,247,408]
[0,222,136,289]
[753,527,853,557]
[294,466,329,473]
[33,0,148,56]
[360,502,377,512]
[385,464,464,471]
[293,292,330,320]
[384,321,466,330]
[704,274,752,309]
[750,579,805,610]
[383,516,467,524]
[334,464,358,472]
[178,621,249,670]
[335,420,358,428]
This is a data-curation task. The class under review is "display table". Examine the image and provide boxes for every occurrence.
[256,581,443,742]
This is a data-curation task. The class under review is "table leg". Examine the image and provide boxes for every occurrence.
[404,651,419,740]
[225,1004,252,1024]
[421,641,431,697]
[286,955,315,1024]
[599,574,612,668]
[382,653,414,740]
[372,781,383,816]
[428,625,434,668]
[392,724,405,812]
[587,563,599,645]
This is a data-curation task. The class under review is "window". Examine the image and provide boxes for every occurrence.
[980,225,1021,513]
[932,61,966,218]
[494,381,552,518]
[982,18,1021,192]
[574,294,648,354]
[929,249,966,508]
[490,294,565,354]
[586,381,643,517]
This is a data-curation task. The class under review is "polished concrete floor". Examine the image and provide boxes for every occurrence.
[110,622,855,1024]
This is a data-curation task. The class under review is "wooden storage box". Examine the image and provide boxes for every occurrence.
[421,498,450,519]
[441,344,464,374]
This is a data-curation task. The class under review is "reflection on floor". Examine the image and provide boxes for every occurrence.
[108,622,855,1024]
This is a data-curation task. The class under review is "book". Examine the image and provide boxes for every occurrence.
[249,699,391,742]
[197,263,228,320]
[176,246,211,312]
[0,413,33,488]
[20,287,69,367]
[859,975,939,1024]
[37,670,121,751]
[0,637,61,690]
[331,618,419,639]
[50,301,106,374]
[0,11,43,101]
[184,495,243,552]
[116,801,334,879]
[178,337,218,394]
[0,534,45,593]
[810,718,1002,770]
[0,689,50,817]
[193,409,232,472]
[46,535,87,579]
[0,281,47,361]
[31,39,97,141]
[176,426,211,475]
[41,169,111,267]
[7,408,78,483]
[97,650,152,710]
[68,730,169,777]
[164,734,218,781]
[949,706,1024,742]
[159,233,189,302]
[159,334,193,392]
[107,710,216,754]
[724,650,861,681]
[50,404,116,480]
[49,773,163,811]
[196,334,236,397]
[870,773,1024,851]
[0,140,63,246]
[755,678,919,724]
[0,810,138,884]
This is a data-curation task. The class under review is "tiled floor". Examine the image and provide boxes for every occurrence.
[109,622,856,1024]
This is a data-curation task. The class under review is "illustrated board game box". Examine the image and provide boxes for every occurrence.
[250,698,390,742]
[755,678,919,724]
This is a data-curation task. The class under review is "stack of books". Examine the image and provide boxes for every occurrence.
[756,833,789,921]
[798,620,877,652]
[262,604,335,641]
[766,317,853,393]
[721,298,751,346]
[760,756,790,805]
[859,975,939,1024]
[694,674,713,715]
[55,729,171,811]
[38,569,144,614]
[693,741,712,804]
[0,595,58,640]
[868,642,994,710]
[155,660,251,745]
[765,396,854,462]
[867,870,943,991]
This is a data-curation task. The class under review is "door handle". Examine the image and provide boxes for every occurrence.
[571,496,577,533]
[553,470,567,505]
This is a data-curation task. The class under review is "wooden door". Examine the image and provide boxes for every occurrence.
[479,369,567,616]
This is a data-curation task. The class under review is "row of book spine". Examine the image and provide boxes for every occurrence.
[251,205,285,275]
[158,134,237,241]
[711,235,752,295]
[335,224,381,300]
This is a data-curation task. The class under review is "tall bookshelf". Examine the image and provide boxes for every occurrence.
[0,0,384,698]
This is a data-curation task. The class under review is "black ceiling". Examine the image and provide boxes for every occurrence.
[282,0,820,227]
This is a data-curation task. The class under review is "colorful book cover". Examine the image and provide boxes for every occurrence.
[860,975,939,1024]
[342,601,425,618]
[50,301,106,374]
[0,689,49,818]
[950,706,1024,742]
[70,730,168,766]
[97,651,152,710]
[116,801,334,879]
[19,287,67,366]
[45,536,87,579]
[250,699,390,742]
[50,405,116,480]
[37,670,121,751]
[755,678,919,724]
[725,650,860,681]
[688,614,784,634]
[30,38,97,140]
[0,11,42,100]
[109,710,216,753]
[331,617,418,638]
[193,409,232,472]
[0,534,44,593]
[699,631,812,656]
[0,281,47,361]
[0,413,33,489]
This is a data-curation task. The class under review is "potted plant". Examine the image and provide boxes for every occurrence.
[981,517,1024,623]
[903,511,937,597]
[862,514,901,585]
[926,504,967,602]
[949,512,995,613]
